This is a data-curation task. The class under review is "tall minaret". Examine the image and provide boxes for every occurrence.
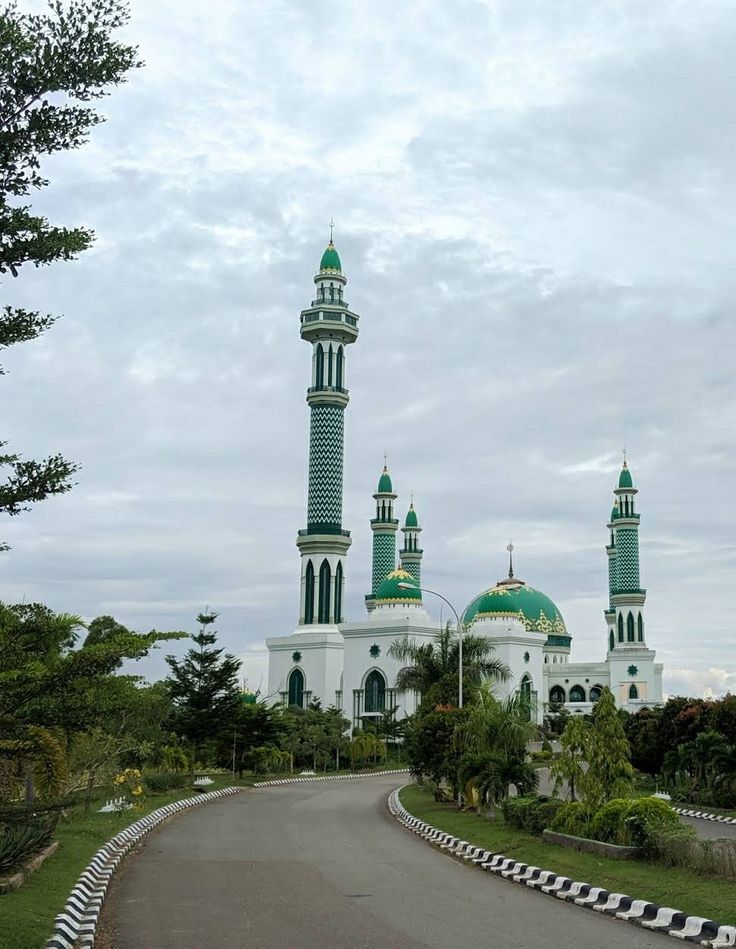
[296,234,360,626]
[400,499,423,586]
[605,458,647,651]
[365,464,398,612]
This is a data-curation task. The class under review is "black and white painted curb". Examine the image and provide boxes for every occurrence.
[388,787,736,948]
[46,787,243,949]
[254,768,408,787]
[674,807,736,827]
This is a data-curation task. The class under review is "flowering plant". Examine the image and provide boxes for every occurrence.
[112,768,146,808]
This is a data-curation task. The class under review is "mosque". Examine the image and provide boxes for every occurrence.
[266,237,664,726]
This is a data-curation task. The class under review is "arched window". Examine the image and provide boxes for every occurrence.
[618,613,624,642]
[549,685,566,704]
[609,630,615,652]
[569,685,586,703]
[304,560,315,624]
[637,613,644,642]
[336,346,344,388]
[315,344,324,388]
[334,561,343,623]
[364,670,386,713]
[627,611,635,642]
[520,674,532,719]
[318,559,331,624]
[629,683,638,700]
[544,654,549,664]
[288,667,304,708]
[327,344,334,385]
[590,685,603,702]
[553,655,557,664]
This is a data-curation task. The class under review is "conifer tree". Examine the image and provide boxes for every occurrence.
[581,686,634,809]
[165,612,241,773]
[550,714,590,802]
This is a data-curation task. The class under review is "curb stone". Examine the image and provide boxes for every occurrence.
[46,770,409,948]
[388,787,736,948]
[674,807,736,827]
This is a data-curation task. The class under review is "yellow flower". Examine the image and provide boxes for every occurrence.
[115,774,125,784]
[132,785,143,796]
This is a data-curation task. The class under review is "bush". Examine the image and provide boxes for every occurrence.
[626,796,681,852]
[530,750,553,763]
[591,798,635,846]
[502,796,563,836]
[541,739,553,754]
[549,800,591,838]
[0,819,54,874]
[143,771,189,794]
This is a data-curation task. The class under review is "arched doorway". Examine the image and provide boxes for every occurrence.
[288,667,304,708]
[364,669,386,713]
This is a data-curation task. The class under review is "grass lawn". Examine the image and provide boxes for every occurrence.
[399,784,736,928]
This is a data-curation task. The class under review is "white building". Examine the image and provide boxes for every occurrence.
[266,238,664,725]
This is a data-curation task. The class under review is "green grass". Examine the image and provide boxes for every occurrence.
[399,785,736,927]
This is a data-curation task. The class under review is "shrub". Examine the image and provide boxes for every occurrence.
[549,800,591,838]
[541,739,553,754]
[626,797,680,852]
[144,771,189,794]
[0,819,54,874]
[502,796,563,836]
[591,798,635,846]
[531,750,553,763]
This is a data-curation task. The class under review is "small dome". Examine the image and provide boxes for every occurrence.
[610,502,619,521]
[405,504,418,528]
[319,240,342,273]
[618,462,633,489]
[464,578,567,636]
[375,567,421,603]
[377,466,393,493]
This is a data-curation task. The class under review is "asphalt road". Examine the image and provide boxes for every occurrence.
[102,776,673,949]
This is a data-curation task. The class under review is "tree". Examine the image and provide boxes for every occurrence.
[165,612,241,774]
[550,715,590,802]
[580,687,633,810]
[389,622,509,709]
[0,0,141,547]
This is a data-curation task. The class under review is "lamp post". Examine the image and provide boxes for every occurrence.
[397,582,466,708]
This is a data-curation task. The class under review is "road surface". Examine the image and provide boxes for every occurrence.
[102,775,672,949]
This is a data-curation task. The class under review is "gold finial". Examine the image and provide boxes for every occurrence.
[328,217,335,243]
[506,541,514,579]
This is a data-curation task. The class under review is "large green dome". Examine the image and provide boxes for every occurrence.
[464,578,567,635]
[618,463,633,488]
[319,241,342,273]
[375,567,421,604]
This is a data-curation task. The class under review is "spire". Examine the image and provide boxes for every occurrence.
[400,494,423,586]
[507,541,514,579]
[319,221,342,273]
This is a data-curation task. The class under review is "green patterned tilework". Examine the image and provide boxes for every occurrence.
[608,550,618,600]
[400,558,421,587]
[307,403,344,531]
[616,527,640,589]
[372,532,396,594]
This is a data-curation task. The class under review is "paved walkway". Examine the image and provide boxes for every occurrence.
[102,775,671,949]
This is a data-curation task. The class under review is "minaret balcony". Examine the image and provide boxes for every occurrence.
[300,308,359,345]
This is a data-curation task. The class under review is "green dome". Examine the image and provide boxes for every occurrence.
[610,502,619,521]
[319,241,342,273]
[464,579,567,635]
[618,463,633,488]
[377,466,393,493]
[375,567,421,604]
[405,504,418,528]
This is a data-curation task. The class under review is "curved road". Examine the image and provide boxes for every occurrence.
[102,775,672,948]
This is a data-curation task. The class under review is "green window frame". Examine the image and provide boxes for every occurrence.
[364,670,386,713]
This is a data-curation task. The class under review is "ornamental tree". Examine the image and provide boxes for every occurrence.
[581,687,634,810]
[0,0,141,548]
[550,714,590,802]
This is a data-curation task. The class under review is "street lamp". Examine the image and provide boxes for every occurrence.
[397,583,488,709]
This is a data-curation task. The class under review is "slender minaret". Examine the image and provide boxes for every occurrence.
[296,234,360,626]
[365,464,398,612]
[605,458,647,651]
[399,498,423,586]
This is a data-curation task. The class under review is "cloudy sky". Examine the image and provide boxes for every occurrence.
[3,0,735,698]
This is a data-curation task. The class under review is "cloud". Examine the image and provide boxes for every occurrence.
[1,0,734,697]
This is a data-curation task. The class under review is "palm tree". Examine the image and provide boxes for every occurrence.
[475,754,539,817]
[389,623,510,709]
